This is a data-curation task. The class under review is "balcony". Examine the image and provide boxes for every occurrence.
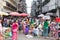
[0,0,6,6]
[4,1,17,11]
[4,0,16,7]
[43,0,50,6]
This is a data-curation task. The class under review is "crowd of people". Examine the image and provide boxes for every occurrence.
[0,14,60,40]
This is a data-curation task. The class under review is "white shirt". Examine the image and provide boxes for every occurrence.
[33,28,39,35]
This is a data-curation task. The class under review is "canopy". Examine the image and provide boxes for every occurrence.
[0,11,9,16]
[19,13,28,17]
[10,12,20,16]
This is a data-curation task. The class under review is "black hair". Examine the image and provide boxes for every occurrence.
[35,25,38,28]
[14,20,16,23]
[35,26,37,29]
[46,20,48,21]
[26,25,28,28]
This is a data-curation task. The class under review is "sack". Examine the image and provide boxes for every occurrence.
[26,35,33,38]
[38,24,43,29]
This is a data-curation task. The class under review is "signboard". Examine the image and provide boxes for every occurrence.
[56,18,60,22]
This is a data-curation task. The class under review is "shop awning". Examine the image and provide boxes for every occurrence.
[0,11,9,16]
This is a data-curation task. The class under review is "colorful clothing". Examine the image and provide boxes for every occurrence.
[43,21,49,29]
[23,21,26,33]
[12,23,18,40]
[30,19,34,25]
[4,32,10,38]
[50,22,57,39]
[43,21,49,37]
[33,28,39,36]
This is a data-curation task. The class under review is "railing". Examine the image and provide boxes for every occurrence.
[4,0,16,7]
[42,0,50,6]
[6,1,17,10]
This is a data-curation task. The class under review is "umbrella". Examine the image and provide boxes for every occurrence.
[10,12,20,16]
[43,15,50,19]
[38,14,44,17]
[0,11,9,16]
[46,13,53,16]
[19,13,28,17]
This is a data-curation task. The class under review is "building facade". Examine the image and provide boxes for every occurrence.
[31,0,42,17]
[42,0,60,17]
[0,0,27,13]
[17,0,27,13]
[0,0,17,13]
[0,0,6,11]
[31,0,37,16]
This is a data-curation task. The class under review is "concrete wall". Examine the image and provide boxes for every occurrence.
[56,8,59,17]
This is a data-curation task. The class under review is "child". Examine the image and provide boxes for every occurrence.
[25,26,29,35]
[4,28,11,38]
[33,26,39,36]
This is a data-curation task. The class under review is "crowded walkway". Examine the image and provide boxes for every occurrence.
[5,31,49,40]
[0,14,60,40]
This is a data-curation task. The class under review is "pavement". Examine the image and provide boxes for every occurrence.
[5,32,53,40]
[17,33,46,40]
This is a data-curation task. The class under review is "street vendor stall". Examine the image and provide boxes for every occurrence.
[19,13,28,17]
[9,12,20,16]
[0,11,9,16]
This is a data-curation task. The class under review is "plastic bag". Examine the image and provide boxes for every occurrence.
[26,35,33,38]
